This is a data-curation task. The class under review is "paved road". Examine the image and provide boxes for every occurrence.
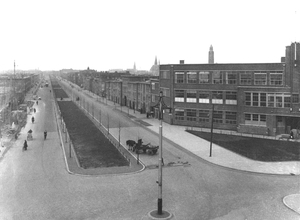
[0,79,299,220]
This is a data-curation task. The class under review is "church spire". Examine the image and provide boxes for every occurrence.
[209,45,214,64]
[154,56,157,65]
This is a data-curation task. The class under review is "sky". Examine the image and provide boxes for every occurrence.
[0,0,299,72]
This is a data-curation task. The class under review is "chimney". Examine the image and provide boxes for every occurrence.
[180,60,184,64]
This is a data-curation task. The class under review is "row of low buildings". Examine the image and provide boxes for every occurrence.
[0,74,40,110]
[61,42,300,136]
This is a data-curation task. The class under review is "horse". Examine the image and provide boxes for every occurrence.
[126,140,136,151]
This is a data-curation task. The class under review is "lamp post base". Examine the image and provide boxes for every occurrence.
[148,210,172,220]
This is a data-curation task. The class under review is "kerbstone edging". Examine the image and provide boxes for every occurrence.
[283,194,300,215]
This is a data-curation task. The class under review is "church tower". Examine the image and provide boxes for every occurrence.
[134,62,136,73]
[209,45,214,64]
[154,56,158,65]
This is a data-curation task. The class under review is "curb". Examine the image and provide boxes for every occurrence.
[55,80,146,177]
[115,108,300,177]
[283,194,300,215]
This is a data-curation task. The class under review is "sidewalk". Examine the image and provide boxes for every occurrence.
[0,85,39,160]
[81,89,300,176]
[65,81,300,215]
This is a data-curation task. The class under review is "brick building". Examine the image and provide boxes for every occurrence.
[158,42,300,136]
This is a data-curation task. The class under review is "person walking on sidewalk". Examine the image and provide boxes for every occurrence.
[31,116,35,123]
[44,130,47,140]
[23,140,28,151]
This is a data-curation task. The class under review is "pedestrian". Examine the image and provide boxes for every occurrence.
[31,116,35,123]
[44,130,47,140]
[290,130,294,139]
[23,140,28,151]
[34,108,36,113]
[36,101,38,105]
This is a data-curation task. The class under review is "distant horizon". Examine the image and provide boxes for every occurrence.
[0,52,293,73]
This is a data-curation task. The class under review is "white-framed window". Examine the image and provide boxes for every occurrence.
[270,71,283,85]
[198,109,209,122]
[240,71,252,85]
[212,71,222,84]
[212,91,223,104]
[175,72,185,83]
[175,90,185,102]
[199,71,209,83]
[225,111,237,124]
[174,109,184,120]
[225,71,237,84]
[213,110,223,123]
[199,91,210,103]
[225,91,237,105]
[186,109,197,121]
[245,113,266,126]
[186,90,197,103]
[187,72,197,83]
[254,72,267,85]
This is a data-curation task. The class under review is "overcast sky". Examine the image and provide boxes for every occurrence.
[0,0,299,72]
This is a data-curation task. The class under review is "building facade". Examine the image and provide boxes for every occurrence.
[158,42,300,136]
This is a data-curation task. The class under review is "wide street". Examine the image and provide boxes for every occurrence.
[0,78,299,220]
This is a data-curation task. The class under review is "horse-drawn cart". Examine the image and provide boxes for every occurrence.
[27,129,33,141]
[126,139,158,155]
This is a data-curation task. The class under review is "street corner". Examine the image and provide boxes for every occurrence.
[283,194,300,215]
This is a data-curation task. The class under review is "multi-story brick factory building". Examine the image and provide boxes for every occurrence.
[158,42,300,136]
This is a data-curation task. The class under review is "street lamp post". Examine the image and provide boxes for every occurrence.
[210,104,214,157]
[151,91,172,217]
[133,98,135,113]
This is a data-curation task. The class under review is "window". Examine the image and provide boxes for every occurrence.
[161,71,170,79]
[187,72,197,83]
[284,96,291,108]
[253,93,259,106]
[268,93,274,107]
[174,109,184,120]
[260,93,266,107]
[186,90,197,103]
[199,71,209,83]
[225,91,237,105]
[212,71,222,84]
[161,88,170,97]
[292,94,299,103]
[151,82,156,90]
[275,95,282,107]
[199,91,210,103]
[254,72,267,85]
[212,91,223,104]
[225,71,237,84]
[175,72,185,83]
[186,109,197,121]
[245,92,251,106]
[270,71,283,85]
[240,72,252,85]
[198,110,209,122]
[225,111,237,124]
[245,113,266,126]
[213,111,223,123]
[175,90,185,102]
